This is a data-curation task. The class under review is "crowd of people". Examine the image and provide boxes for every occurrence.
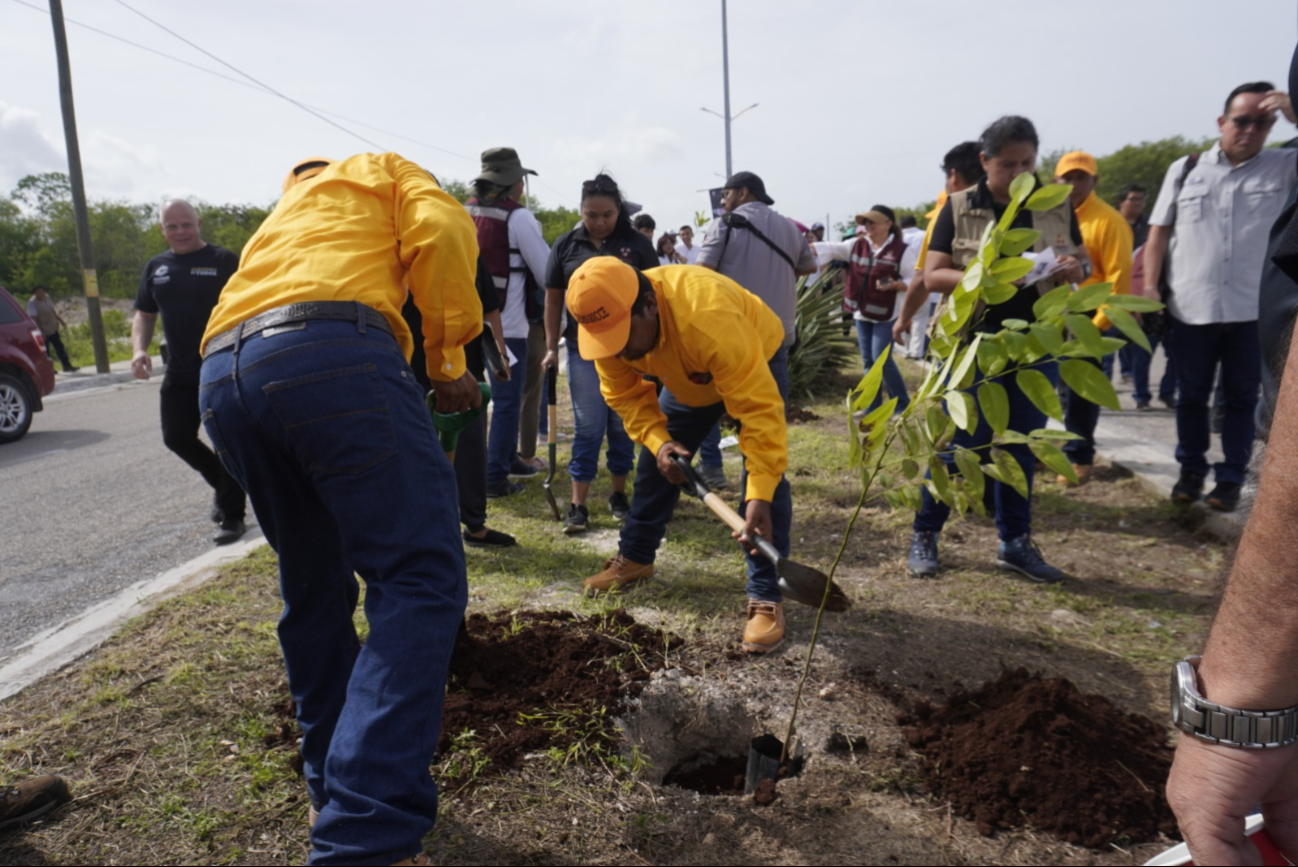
[9,56,1298,865]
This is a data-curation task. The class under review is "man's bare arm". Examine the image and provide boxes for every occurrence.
[130,311,157,380]
[542,287,563,371]
[1144,225,1171,300]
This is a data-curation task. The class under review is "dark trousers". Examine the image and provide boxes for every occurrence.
[1165,318,1260,485]
[454,412,488,533]
[159,376,246,520]
[915,362,1057,541]
[44,330,74,370]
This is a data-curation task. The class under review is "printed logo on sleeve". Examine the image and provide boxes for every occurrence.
[152,265,170,285]
[191,267,219,277]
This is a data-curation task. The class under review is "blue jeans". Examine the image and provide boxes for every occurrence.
[856,319,910,413]
[619,348,791,602]
[485,336,528,488]
[699,422,724,468]
[915,361,1058,541]
[199,319,466,866]
[1165,318,1260,485]
[566,344,635,483]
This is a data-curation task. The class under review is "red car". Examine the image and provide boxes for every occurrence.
[0,285,56,443]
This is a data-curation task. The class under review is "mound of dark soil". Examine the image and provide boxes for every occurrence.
[786,404,821,423]
[900,667,1177,848]
[439,609,679,785]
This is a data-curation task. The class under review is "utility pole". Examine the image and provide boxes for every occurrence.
[721,0,732,179]
[48,0,109,372]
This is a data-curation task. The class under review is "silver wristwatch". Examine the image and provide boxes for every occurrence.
[1172,656,1298,749]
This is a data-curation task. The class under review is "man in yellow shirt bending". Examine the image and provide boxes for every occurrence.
[1054,150,1134,484]
[198,153,481,866]
[568,258,793,653]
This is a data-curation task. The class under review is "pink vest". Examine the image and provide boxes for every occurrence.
[464,196,541,318]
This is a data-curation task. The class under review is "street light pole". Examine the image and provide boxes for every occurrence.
[721,0,732,179]
[48,0,109,372]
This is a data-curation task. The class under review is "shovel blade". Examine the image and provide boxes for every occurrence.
[775,556,852,612]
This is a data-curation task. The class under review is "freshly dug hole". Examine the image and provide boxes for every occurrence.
[901,667,1178,848]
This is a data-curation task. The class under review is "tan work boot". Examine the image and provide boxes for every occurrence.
[742,599,785,653]
[1056,463,1091,486]
[583,554,653,595]
[0,775,71,830]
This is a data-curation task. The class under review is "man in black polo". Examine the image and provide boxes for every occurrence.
[132,198,247,544]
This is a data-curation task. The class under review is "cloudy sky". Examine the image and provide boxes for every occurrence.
[3,0,1297,231]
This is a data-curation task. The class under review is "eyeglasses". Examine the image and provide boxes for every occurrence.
[1230,114,1276,130]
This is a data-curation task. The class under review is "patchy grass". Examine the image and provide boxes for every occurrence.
[1,357,1221,866]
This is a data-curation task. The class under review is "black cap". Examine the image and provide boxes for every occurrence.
[723,171,774,206]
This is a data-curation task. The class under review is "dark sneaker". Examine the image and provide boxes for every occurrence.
[463,527,516,548]
[485,480,524,499]
[1135,399,1152,411]
[1159,395,1177,409]
[699,464,729,490]
[214,518,247,546]
[1205,481,1242,512]
[0,775,71,830]
[1171,471,1206,504]
[563,503,589,535]
[907,531,940,577]
[996,535,1066,584]
[608,492,631,521]
[507,454,540,480]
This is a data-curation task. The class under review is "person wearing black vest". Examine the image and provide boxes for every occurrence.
[464,148,551,499]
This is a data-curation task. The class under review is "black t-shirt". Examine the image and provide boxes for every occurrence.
[928,178,1085,332]
[135,244,239,384]
[544,223,658,342]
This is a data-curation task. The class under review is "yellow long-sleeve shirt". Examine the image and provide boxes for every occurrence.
[1074,191,1133,331]
[915,189,948,271]
[201,152,481,381]
[593,265,787,502]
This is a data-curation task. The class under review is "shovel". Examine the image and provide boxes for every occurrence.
[542,366,562,521]
[671,455,851,611]
[426,381,493,463]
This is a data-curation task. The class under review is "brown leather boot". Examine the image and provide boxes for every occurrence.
[742,600,785,653]
[582,553,654,595]
[0,775,71,830]
[1056,463,1091,486]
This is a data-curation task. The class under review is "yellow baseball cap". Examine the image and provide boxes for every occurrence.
[1055,151,1098,177]
[566,258,639,360]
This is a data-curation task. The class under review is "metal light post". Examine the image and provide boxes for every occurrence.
[701,0,758,180]
[48,0,109,372]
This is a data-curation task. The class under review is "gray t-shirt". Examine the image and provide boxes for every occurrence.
[696,202,816,344]
[1150,142,1298,324]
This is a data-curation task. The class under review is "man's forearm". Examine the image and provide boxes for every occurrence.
[544,288,563,352]
[898,276,930,323]
[1144,226,1170,298]
[131,312,156,356]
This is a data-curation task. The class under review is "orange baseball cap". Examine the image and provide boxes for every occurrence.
[1054,151,1097,177]
[567,258,639,360]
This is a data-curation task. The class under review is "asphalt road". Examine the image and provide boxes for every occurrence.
[0,377,260,660]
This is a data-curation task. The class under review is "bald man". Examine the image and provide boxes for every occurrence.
[132,199,247,544]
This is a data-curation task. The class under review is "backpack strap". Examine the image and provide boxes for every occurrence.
[722,212,797,272]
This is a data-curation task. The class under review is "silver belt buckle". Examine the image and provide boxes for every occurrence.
[261,321,308,339]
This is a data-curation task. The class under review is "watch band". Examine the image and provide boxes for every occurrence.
[1172,656,1298,749]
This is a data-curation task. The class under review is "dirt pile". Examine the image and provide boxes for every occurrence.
[439,609,679,785]
[901,667,1177,848]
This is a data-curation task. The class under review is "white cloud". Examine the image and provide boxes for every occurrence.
[549,117,687,174]
[0,102,66,193]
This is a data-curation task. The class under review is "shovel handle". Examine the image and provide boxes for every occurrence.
[671,455,782,567]
[546,366,558,446]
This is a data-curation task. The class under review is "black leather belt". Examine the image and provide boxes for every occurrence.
[204,301,393,356]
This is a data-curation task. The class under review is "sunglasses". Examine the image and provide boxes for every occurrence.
[1229,114,1276,130]
[582,179,618,194]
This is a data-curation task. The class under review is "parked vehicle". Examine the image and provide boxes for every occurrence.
[0,286,57,443]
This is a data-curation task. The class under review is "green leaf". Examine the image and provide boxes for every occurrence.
[1106,294,1164,312]
[1002,330,1030,362]
[928,457,952,505]
[883,489,906,511]
[926,405,948,444]
[960,261,985,292]
[946,391,978,433]
[1017,368,1064,419]
[860,397,899,451]
[850,344,890,412]
[1099,336,1126,355]
[1028,322,1064,357]
[998,228,1040,257]
[1029,427,1082,441]
[901,484,924,512]
[847,409,863,467]
[1009,171,1036,204]
[1033,284,1072,320]
[952,447,985,500]
[991,447,1030,497]
[1025,183,1073,212]
[1064,314,1107,358]
[900,419,920,454]
[977,338,1009,379]
[977,381,1010,435]
[981,282,1018,305]
[901,458,920,480]
[1105,306,1151,353]
[950,334,983,390]
[1066,282,1113,313]
[994,429,1030,444]
[1059,359,1121,410]
[990,257,1035,283]
[1000,318,1030,331]
[1030,439,1076,484]
[982,462,1009,485]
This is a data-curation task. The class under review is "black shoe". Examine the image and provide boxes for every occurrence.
[0,776,71,830]
[1205,481,1241,512]
[907,531,940,577]
[1171,471,1206,503]
[609,492,631,522]
[214,518,247,545]
[1159,395,1177,409]
[563,503,589,535]
[1134,399,1151,411]
[485,480,524,499]
[463,527,516,548]
[996,535,1067,584]
[507,454,540,480]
